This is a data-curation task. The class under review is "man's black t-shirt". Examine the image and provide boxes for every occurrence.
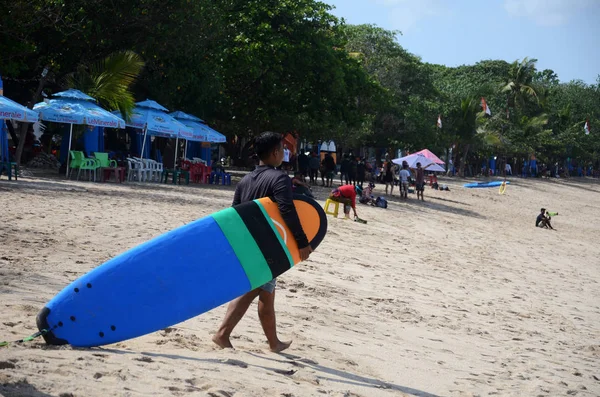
[232,165,309,248]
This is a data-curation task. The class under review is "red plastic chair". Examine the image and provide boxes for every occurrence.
[203,165,212,183]
[190,163,203,183]
[180,160,192,171]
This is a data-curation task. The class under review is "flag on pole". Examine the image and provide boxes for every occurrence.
[584,120,591,135]
[481,97,492,116]
[437,115,442,129]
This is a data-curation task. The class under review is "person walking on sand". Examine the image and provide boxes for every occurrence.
[384,161,395,195]
[399,162,411,199]
[212,132,312,353]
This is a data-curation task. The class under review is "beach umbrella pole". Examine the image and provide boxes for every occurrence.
[66,123,73,178]
[174,136,179,168]
[140,126,148,159]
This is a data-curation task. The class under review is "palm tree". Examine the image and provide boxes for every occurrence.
[502,57,540,110]
[66,51,144,119]
[455,96,486,177]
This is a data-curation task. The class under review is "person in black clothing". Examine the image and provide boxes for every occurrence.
[212,132,312,353]
[348,155,357,186]
[162,139,176,169]
[298,151,309,181]
[536,208,554,229]
[308,152,320,185]
[321,153,336,187]
[356,157,366,188]
[340,154,350,185]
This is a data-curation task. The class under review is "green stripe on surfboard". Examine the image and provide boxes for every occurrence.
[212,208,273,289]
[254,200,294,268]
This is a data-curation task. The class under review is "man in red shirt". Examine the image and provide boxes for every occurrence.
[329,184,361,219]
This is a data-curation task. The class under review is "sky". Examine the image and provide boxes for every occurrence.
[324,0,600,84]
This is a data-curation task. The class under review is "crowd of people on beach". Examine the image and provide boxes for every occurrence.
[290,151,436,204]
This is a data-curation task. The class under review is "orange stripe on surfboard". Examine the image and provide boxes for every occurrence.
[258,198,322,265]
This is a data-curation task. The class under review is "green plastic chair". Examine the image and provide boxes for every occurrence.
[77,157,101,181]
[68,151,86,179]
[161,168,190,185]
[93,152,117,168]
[0,162,17,181]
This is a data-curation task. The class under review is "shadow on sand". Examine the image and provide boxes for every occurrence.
[97,347,440,397]
[385,195,485,219]
[0,378,56,397]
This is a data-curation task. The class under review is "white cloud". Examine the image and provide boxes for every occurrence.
[503,0,598,26]
[371,0,447,32]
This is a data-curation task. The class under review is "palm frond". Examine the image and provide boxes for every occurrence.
[68,51,144,120]
[520,84,538,98]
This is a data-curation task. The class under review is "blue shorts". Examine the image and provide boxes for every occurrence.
[260,279,276,294]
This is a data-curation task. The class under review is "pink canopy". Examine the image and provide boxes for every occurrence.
[415,149,444,165]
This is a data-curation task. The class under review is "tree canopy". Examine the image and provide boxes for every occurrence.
[1,0,598,167]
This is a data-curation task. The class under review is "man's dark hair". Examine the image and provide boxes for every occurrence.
[254,131,283,161]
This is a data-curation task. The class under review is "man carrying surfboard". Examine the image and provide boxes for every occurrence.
[212,131,312,353]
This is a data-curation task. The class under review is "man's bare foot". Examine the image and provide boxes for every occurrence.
[212,333,234,349]
[270,340,292,353]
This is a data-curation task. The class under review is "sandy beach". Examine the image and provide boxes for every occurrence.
[1,173,599,397]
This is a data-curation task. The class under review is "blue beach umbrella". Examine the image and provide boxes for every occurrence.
[1,75,40,163]
[169,110,225,143]
[33,89,126,177]
[0,96,39,123]
[1,95,40,163]
[169,111,226,163]
[169,110,204,123]
[202,124,227,143]
[113,100,192,162]
[170,111,209,163]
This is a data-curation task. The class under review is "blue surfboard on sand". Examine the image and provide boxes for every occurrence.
[463,181,509,188]
[37,195,327,347]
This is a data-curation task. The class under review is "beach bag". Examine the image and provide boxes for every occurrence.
[375,196,388,209]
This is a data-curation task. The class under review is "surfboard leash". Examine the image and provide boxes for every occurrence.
[0,328,49,347]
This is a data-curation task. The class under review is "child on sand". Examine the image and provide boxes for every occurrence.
[359,182,376,205]
[399,162,411,199]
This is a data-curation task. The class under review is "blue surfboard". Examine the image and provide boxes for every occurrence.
[463,181,509,188]
[37,195,327,347]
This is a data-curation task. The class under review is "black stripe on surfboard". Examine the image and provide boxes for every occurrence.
[291,193,328,250]
[234,201,292,279]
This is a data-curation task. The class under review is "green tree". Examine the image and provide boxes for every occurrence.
[502,57,540,110]
[66,51,144,118]
[342,24,437,151]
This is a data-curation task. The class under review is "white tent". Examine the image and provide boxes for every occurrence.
[392,153,446,172]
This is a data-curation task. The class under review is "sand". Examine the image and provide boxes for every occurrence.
[1,173,599,397]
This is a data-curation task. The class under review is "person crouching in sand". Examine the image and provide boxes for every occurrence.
[329,184,360,219]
